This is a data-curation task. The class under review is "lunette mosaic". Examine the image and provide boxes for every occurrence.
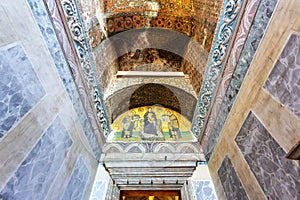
[26,0,101,159]
[0,117,73,199]
[235,112,300,200]
[204,0,279,160]
[0,43,45,140]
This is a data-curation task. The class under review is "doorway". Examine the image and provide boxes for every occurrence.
[120,190,181,200]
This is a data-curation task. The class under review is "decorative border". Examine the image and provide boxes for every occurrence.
[60,0,110,136]
[192,0,243,137]
[102,142,203,154]
[201,0,261,146]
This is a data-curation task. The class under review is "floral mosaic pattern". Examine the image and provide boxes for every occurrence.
[264,33,300,118]
[193,181,217,200]
[0,43,45,140]
[218,156,249,200]
[0,117,73,199]
[235,112,300,200]
[62,157,90,200]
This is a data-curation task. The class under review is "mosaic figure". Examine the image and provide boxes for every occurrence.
[143,107,158,135]
[121,111,135,138]
[167,111,182,139]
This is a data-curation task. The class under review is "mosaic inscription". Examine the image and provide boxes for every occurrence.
[235,112,300,199]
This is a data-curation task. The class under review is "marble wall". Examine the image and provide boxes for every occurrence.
[264,33,300,118]
[0,43,45,140]
[62,157,90,200]
[193,181,217,200]
[235,112,300,199]
[191,165,217,200]
[207,1,300,199]
[0,0,99,199]
[218,156,249,200]
[0,117,72,199]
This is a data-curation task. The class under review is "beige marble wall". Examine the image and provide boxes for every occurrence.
[208,0,300,199]
[0,0,98,199]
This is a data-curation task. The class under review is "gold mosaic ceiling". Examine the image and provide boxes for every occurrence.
[105,0,194,17]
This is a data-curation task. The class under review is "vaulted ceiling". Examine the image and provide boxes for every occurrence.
[58,0,243,190]
[76,0,224,129]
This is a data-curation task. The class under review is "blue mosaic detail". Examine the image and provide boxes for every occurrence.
[62,157,90,200]
[0,43,45,140]
[204,0,279,160]
[218,156,249,200]
[235,112,300,199]
[26,0,101,159]
[193,181,217,200]
[192,0,243,136]
[0,117,73,200]
[58,0,111,136]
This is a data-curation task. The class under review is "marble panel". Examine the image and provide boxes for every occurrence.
[235,112,300,200]
[204,0,279,160]
[0,117,73,199]
[26,0,101,159]
[218,156,249,200]
[0,43,45,140]
[90,181,107,200]
[193,181,217,200]
[62,157,90,200]
[264,33,300,118]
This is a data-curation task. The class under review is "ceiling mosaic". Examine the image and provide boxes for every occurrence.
[104,0,194,17]
[105,15,196,37]
[116,48,203,95]
[118,48,184,72]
